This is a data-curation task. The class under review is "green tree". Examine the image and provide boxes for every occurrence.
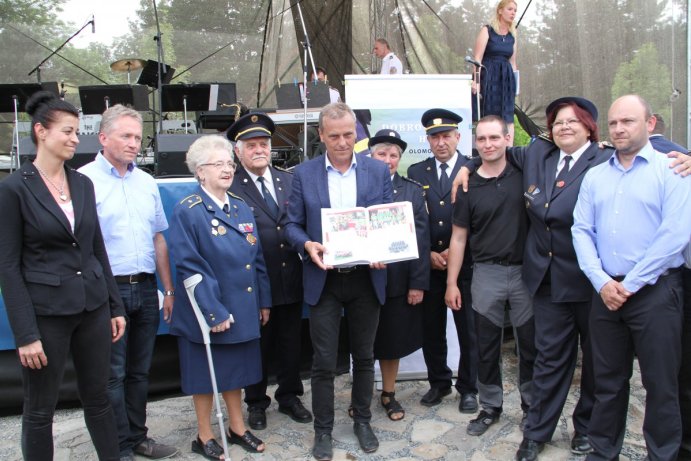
[611,42,672,121]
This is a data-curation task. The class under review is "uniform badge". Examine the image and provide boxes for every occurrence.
[251,115,259,123]
[217,225,227,235]
[239,222,254,233]
[211,228,218,236]
[211,219,219,227]
[528,185,536,193]
[556,180,565,188]
[246,233,257,245]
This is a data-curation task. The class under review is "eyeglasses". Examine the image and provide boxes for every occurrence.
[201,161,236,170]
[552,118,582,129]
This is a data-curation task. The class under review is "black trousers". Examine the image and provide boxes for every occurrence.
[244,301,305,409]
[586,271,683,461]
[309,268,380,434]
[22,305,119,461]
[523,283,595,443]
[422,272,478,395]
[679,268,691,461]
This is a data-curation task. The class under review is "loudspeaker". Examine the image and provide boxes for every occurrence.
[18,136,101,169]
[155,134,201,177]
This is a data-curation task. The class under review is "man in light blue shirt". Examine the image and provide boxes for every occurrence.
[79,105,178,461]
[572,95,691,461]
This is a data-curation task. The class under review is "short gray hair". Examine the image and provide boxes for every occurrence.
[100,104,143,134]
[370,142,402,156]
[319,102,356,130]
[185,135,234,179]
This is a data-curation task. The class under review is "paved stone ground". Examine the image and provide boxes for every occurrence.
[0,340,650,460]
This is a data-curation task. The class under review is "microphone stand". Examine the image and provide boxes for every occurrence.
[293,0,318,162]
[152,0,167,136]
[28,18,94,83]
[474,65,482,120]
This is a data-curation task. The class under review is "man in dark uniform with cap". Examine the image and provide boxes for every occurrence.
[227,113,312,431]
[407,109,479,413]
[369,129,430,421]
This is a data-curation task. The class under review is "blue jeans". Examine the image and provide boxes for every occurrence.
[108,277,160,456]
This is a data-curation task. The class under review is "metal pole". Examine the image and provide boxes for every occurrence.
[687,0,690,147]
[183,274,231,460]
[294,0,318,162]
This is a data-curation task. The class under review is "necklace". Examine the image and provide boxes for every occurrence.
[34,164,68,202]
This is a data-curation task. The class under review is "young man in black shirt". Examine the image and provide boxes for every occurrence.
[445,115,536,437]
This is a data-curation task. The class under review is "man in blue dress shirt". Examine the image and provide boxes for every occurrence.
[79,105,178,461]
[572,95,691,461]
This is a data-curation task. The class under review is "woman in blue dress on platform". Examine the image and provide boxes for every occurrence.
[169,135,272,459]
[472,0,518,142]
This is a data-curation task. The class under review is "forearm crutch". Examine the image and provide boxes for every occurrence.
[183,274,230,460]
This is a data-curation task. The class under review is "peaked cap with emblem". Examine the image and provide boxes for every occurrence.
[226,112,275,142]
[368,129,407,152]
[421,108,463,135]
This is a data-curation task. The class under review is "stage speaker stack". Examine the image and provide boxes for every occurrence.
[155,134,201,177]
[18,136,102,169]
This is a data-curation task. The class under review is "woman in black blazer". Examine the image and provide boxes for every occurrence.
[0,92,126,460]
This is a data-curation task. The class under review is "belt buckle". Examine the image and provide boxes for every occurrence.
[129,274,139,284]
[337,266,357,274]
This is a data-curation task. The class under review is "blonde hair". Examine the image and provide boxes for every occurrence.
[490,0,517,36]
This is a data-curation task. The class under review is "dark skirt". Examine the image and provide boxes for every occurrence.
[373,294,424,360]
[177,336,262,395]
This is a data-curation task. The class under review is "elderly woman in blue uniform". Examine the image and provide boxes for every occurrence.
[369,130,430,421]
[169,131,272,459]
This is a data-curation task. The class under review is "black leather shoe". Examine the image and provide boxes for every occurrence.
[279,401,313,423]
[420,387,452,407]
[515,438,544,461]
[459,393,478,414]
[312,433,333,461]
[466,409,500,436]
[248,406,267,430]
[570,432,592,454]
[353,422,379,453]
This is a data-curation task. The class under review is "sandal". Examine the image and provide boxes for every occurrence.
[381,391,405,421]
[191,436,225,460]
[228,429,265,453]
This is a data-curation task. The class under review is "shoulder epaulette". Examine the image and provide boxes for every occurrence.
[536,133,553,143]
[180,194,202,208]
[402,176,423,188]
[274,165,293,174]
[227,191,246,202]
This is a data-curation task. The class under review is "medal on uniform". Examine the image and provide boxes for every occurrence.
[217,225,227,235]
[211,228,218,236]
[246,233,257,245]
[239,222,254,233]
[211,219,219,227]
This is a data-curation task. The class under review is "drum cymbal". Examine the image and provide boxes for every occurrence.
[110,59,146,72]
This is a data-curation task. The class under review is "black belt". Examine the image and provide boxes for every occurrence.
[609,266,681,283]
[490,259,521,266]
[114,273,155,284]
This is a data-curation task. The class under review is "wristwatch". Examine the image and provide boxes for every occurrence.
[163,290,175,296]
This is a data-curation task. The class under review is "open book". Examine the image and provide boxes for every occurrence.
[321,201,419,267]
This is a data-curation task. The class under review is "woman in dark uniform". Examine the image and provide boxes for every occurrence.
[369,130,430,420]
[169,135,271,458]
[472,0,518,142]
[455,97,613,460]
[0,91,125,460]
